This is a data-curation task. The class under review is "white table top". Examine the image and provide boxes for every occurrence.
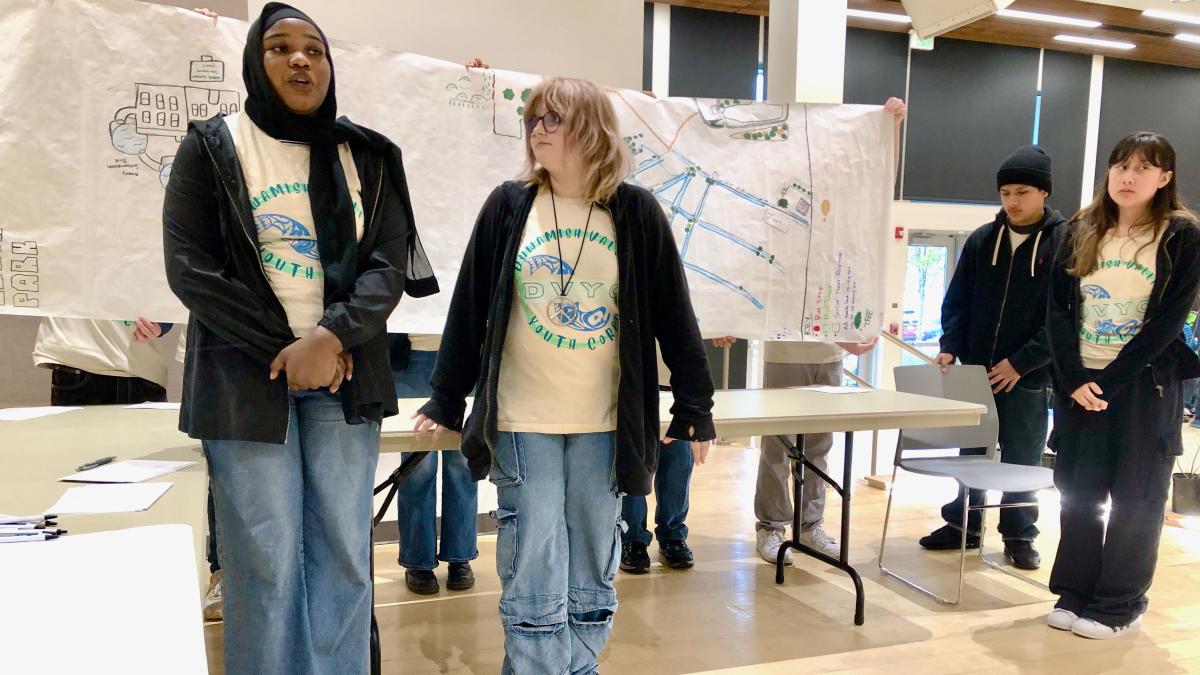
[0,388,983,577]
[0,525,208,675]
[0,407,207,575]
[381,388,986,451]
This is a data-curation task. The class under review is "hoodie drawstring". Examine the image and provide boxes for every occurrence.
[1030,229,1043,277]
[992,220,1045,277]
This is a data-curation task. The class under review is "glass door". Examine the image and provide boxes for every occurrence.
[902,231,959,365]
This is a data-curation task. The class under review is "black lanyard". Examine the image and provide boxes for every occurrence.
[549,185,594,298]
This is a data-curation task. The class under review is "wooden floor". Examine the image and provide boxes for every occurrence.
[203,429,1200,674]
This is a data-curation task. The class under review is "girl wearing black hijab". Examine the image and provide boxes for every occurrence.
[163,4,436,672]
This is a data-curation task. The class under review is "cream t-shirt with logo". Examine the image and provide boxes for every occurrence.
[33,318,171,387]
[227,113,365,338]
[497,188,620,433]
[1078,227,1162,369]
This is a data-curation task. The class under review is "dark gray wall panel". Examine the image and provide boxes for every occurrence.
[668,6,759,99]
[904,38,1039,203]
[1097,58,1200,209]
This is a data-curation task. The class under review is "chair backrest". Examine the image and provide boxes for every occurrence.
[892,364,999,462]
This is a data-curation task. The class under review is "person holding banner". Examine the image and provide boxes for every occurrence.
[163,4,437,673]
[413,76,715,674]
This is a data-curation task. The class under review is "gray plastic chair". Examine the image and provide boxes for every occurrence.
[878,364,1054,605]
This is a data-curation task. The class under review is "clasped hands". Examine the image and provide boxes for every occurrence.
[269,326,354,393]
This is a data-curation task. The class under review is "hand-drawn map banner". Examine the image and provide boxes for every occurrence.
[0,0,893,340]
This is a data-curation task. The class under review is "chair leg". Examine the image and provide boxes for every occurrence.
[877,464,900,570]
[976,500,1051,592]
[951,489,970,605]
[878,469,965,605]
[880,482,1050,604]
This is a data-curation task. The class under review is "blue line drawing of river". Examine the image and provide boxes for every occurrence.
[624,139,810,311]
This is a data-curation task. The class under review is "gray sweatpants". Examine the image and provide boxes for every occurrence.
[755,361,841,534]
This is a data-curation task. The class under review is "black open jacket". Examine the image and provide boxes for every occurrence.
[163,115,437,443]
[939,206,1067,387]
[1047,215,1200,399]
[418,181,715,497]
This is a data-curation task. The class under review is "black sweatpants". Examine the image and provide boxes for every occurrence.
[1049,367,1179,627]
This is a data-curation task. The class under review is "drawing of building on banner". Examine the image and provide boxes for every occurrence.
[107,57,239,187]
[443,69,533,140]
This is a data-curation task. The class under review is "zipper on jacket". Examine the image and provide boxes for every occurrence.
[365,158,385,237]
[482,193,537,452]
[1155,230,1176,311]
[597,199,621,482]
[1151,366,1164,398]
[988,233,1017,366]
[1125,229,1176,335]
[199,130,290,429]
[200,134,271,287]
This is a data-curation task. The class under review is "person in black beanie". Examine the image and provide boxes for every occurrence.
[921,145,1066,570]
[163,4,437,672]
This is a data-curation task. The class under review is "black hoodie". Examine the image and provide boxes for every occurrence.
[939,205,1068,386]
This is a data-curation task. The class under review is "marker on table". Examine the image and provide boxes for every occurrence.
[0,514,57,525]
[75,456,116,472]
[0,532,59,543]
[0,527,67,536]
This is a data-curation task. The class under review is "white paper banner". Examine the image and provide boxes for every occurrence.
[0,0,893,341]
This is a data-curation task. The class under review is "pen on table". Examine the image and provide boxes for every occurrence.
[0,528,67,536]
[0,528,65,536]
[0,532,59,543]
[0,514,56,525]
[76,456,116,472]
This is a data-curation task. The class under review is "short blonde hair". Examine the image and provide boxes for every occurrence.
[520,77,631,203]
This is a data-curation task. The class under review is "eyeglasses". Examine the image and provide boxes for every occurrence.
[525,110,563,136]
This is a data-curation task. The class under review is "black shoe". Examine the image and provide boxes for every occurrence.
[405,569,440,595]
[659,540,694,569]
[1004,540,1041,570]
[620,542,651,574]
[446,562,475,590]
[918,524,980,550]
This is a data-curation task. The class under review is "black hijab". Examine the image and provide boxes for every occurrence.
[243,3,364,304]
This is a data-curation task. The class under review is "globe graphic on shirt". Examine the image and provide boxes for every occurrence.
[255,213,320,261]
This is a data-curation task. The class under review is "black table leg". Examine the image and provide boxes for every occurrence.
[370,451,434,675]
[774,431,866,626]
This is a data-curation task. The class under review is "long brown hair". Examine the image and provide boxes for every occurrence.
[1067,132,1195,276]
[519,77,631,203]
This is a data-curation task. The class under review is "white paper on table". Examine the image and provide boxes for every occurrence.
[45,482,173,514]
[0,525,207,675]
[797,386,874,394]
[122,402,182,410]
[60,460,197,483]
[0,406,82,421]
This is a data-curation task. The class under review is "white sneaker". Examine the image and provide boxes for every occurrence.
[756,529,793,566]
[798,526,841,558]
[1046,608,1078,631]
[203,571,223,622]
[1071,616,1142,640]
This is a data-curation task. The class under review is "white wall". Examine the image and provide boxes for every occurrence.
[246,0,644,90]
[875,199,999,389]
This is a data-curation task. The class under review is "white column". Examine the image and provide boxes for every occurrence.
[1081,55,1105,210]
[767,0,848,104]
[651,3,671,98]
